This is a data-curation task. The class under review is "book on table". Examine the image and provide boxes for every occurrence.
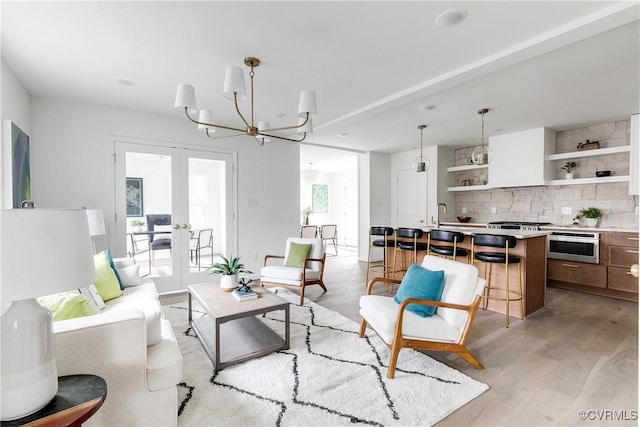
[232,287,258,301]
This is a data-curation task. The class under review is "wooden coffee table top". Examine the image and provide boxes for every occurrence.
[188,282,288,319]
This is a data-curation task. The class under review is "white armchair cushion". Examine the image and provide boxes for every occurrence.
[147,319,184,391]
[283,238,324,270]
[421,255,480,329]
[260,266,321,286]
[359,295,461,344]
[105,290,163,346]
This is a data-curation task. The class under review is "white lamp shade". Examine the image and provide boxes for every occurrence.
[223,66,247,100]
[297,117,313,136]
[254,121,270,143]
[197,109,216,133]
[0,209,96,302]
[174,84,198,115]
[297,90,317,118]
[85,209,105,236]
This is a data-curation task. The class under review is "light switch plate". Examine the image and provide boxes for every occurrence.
[461,207,467,214]
[562,207,572,215]
[491,207,497,214]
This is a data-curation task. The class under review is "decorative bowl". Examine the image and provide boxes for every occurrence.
[595,170,611,177]
[456,216,472,223]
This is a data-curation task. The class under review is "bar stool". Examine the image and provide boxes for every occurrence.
[393,228,428,278]
[366,227,395,285]
[427,229,469,262]
[471,233,523,328]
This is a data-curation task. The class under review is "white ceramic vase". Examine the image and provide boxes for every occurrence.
[565,173,574,179]
[585,218,598,228]
[220,274,238,292]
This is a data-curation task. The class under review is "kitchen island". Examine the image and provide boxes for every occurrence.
[389,226,549,319]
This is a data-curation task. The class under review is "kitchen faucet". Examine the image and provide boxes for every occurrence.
[431,203,447,228]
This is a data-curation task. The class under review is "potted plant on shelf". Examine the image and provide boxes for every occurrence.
[574,207,602,228]
[130,219,145,232]
[561,161,577,179]
[210,255,253,291]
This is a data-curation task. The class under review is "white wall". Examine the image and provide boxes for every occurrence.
[29,96,300,273]
[358,151,390,261]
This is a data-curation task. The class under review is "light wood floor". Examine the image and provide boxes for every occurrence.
[164,248,639,426]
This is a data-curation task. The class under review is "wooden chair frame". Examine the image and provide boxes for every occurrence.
[261,253,327,305]
[359,276,484,379]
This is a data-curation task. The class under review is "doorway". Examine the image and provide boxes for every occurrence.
[299,145,358,249]
[114,140,236,293]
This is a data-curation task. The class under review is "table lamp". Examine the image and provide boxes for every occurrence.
[0,208,97,421]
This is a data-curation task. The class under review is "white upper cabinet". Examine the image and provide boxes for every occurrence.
[488,127,556,188]
[630,113,639,195]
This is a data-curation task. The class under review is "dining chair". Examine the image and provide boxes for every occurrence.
[189,228,213,270]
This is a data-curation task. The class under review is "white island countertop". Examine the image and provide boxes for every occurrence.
[425,225,549,239]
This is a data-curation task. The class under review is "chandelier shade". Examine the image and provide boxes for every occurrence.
[174,84,197,115]
[297,90,318,118]
[175,56,317,145]
[256,121,271,145]
[198,109,216,133]
[222,66,247,100]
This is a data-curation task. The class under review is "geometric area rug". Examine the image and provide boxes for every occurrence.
[163,288,489,427]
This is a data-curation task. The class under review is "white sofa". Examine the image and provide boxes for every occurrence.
[53,258,183,426]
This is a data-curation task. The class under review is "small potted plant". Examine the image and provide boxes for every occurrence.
[210,255,253,291]
[574,207,602,228]
[302,206,313,225]
[561,161,577,179]
[130,219,145,232]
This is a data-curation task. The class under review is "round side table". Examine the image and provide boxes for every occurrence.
[1,374,107,427]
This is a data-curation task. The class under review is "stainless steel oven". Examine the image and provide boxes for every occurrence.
[547,231,600,264]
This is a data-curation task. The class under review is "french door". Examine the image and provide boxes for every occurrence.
[113,140,236,293]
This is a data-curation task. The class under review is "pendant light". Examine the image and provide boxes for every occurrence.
[413,124,430,172]
[471,108,492,165]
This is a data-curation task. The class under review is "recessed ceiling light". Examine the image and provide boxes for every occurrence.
[337,133,349,138]
[491,128,504,133]
[275,112,288,119]
[114,77,136,86]
[418,104,436,111]
[435,8,467,28]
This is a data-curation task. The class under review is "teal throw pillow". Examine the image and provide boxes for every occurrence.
[38,291,99,321]
[105,249,124,290]
[393,263,446,317]
[285,242,313,268]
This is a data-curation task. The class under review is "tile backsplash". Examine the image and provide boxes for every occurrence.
[454,119,639,229]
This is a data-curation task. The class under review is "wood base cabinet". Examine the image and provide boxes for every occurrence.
[548,231,638,302]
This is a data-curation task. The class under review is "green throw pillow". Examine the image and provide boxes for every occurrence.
[393,263,445,317]
[285,242,313,268]
[94,251,124,301]
[38,291,99,321]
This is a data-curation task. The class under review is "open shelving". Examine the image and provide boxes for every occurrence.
[546,145,630,161]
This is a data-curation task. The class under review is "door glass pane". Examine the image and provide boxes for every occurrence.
[125,152,173,278]
[187,157,226,273]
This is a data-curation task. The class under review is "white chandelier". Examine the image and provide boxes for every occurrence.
[174,57,317,145]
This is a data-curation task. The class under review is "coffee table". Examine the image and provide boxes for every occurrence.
[187,283,290,371]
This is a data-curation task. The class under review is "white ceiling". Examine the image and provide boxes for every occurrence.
[2,1,639,172]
